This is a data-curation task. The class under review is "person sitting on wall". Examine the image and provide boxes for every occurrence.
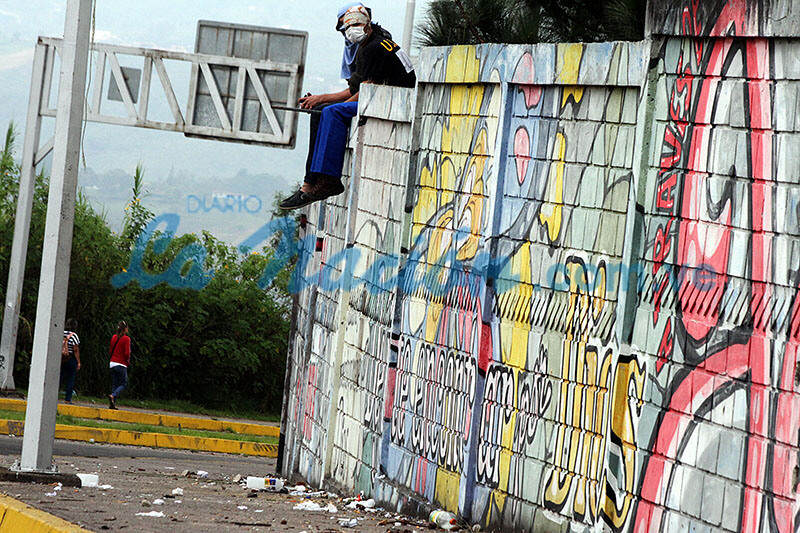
[279,3,416,210]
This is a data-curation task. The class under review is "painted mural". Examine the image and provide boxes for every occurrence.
[384,48,502,513]
[281,1,800,532]
[633,1,800,532]
[329,104,411,496]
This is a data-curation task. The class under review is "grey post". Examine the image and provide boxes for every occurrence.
[0,44,47,391]
[18,0,92,472]
[402,0,416,53]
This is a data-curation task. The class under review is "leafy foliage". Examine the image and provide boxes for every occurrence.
[0,124,291,414]
[120,163,155,246]
[417,0,645,46]
[417,0,541,46]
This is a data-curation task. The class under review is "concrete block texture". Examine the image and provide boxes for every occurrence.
[282,7,800,533]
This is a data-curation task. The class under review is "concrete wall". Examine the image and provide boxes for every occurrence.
[280,1,800,531]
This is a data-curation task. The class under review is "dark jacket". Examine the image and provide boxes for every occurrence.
[348,24,416,95]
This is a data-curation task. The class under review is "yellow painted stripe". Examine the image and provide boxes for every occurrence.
[0,420,278,458]
[0,398,278,437]
[0,492,90,532]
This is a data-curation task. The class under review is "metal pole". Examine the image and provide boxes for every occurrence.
[402,0,416,53]
[18,0,92,472]
[0,44,48,391]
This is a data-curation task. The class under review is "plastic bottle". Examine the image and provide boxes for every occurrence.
[430,509,458,530]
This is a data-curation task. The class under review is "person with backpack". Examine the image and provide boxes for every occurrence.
[108,320,131,410]
[60,318,81,403]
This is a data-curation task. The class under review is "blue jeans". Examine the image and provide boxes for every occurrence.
[60,358,77,402]
[305,101,358,185]
[110,365,127,398]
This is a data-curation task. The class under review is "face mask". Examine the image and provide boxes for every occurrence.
[345,25,367,44]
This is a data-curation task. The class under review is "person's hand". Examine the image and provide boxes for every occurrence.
[299,93,326,109]
[76,362,81,370]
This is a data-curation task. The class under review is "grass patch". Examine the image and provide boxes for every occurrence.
[18,390,281,423]
[0,408,277,445]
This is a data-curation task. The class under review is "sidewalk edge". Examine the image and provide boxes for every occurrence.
[0,492,90,532]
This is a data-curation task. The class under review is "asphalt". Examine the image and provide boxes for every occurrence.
[0,435,422,532]
[0,435,271,466]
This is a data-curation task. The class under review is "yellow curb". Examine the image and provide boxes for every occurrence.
[0,492,90,532]
[0,419,278,458]
[0,398,278,437]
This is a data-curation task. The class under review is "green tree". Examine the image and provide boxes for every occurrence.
[121,163,154,246]
[418,0,645,46]
[417,0,541,46]
[533,0,645,42]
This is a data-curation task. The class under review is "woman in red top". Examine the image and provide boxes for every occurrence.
[108,320,131,410]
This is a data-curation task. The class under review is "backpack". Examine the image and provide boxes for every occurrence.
[62,332,75,362]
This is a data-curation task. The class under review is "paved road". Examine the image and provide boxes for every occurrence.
[0,436,418,532]
[0,434,272,465]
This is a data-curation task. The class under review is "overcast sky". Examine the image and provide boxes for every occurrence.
[0,1,429,185]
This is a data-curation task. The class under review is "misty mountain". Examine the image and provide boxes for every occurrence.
[80,165,295,244]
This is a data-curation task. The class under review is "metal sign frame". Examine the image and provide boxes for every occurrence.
[187,21,308,148]
[35,36,306,147]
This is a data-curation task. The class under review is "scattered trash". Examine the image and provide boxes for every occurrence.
[77,474,98,488]
[98,485,113,490]
[346,498,376,511]
[196,470,209,478]
[293,501,322,511]
[181,470,190,477]
[175,500,182,504]
[89,438,95,443]
[247,492,258,498]
[141,500,151,507]
[152,499,164,506]
[291,484,307,492]
[53,484,62,492]
[237,505,248,510]
[171,488,184,496]
[246,477,265,490]
[291,488,324,496]
[472,524,481,531]
[292,500,337,512]
[165,467,175,470]
[430,510,457,531]
[265,477,285,491]
[44,492,57,497]
[254,509,263,513]
[338,518,359,528]
[232,474,242,483]
[136,511,165,518]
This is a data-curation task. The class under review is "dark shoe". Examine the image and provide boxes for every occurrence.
[279,189,317,210]
[313,179,345,199]
[108,394,116,410]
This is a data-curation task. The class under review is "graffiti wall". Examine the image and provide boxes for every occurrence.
[631,2,800,532]
[281,2,800,531]
[328,86,413,497]
[280,109,359,486]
